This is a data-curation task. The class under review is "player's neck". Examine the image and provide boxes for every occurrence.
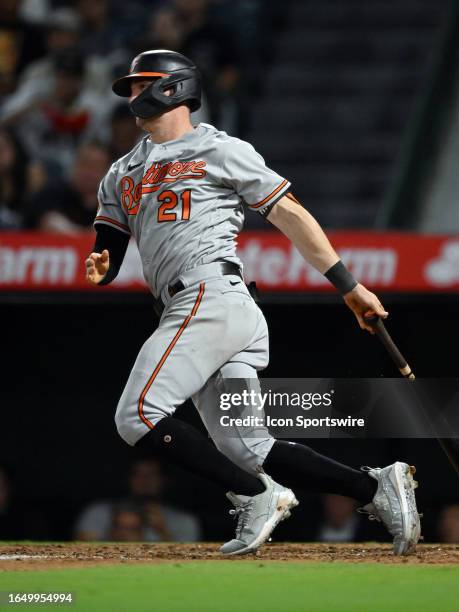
[144,107,194,145]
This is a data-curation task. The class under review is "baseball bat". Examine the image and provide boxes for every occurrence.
[365,315,415,379]
[364,314,459,476]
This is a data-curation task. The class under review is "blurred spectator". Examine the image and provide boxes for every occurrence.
[109,504,145,542]
[110,0,163,50]
[1,8,82,120]
[145,6,183,52]
[316,494,361,543]
[0,126,44,229]
[135,0,241,131]
[108,103,142,162]
[18,0,50,26]
[1,2,122,128]
[175,0,242,132]
[437,505,459,543]
[25,141,109,232]
[4,48,112,175]
[76,0,129,93]
[77,0,116,58]
[0,1,48,97]
[74,459,201,542]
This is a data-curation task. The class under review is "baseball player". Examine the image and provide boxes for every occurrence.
[86,50,421,555]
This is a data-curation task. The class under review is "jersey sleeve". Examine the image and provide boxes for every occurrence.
[94,164,131,235]
[221,139,291,216]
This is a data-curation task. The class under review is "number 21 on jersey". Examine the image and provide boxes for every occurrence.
[158,189,191,223]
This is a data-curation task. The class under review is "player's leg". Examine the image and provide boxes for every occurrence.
[194,362,377,502]
[135,416,264,495]
[115,281,265,496]
[192,289,378,504]
[264,442,422,555]
[192,363,275,473]
[195,318,420,554]
[189,362,295,554]
[135,414,298,555]
[116,278,298,554]
[115,279,260,444]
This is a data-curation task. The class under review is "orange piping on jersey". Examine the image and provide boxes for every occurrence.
[138,283,205,430]
[249,180,289,209]
[94,215,130,232]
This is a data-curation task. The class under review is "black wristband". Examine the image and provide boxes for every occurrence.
[324,260,357,295]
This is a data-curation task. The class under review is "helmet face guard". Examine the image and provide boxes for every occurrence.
[129,68,201,119]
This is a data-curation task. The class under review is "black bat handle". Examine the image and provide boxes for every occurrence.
[364,315,415,379]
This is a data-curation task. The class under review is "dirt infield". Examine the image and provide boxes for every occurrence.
[0,543,458,570]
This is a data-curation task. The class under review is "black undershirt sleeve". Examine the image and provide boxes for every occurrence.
[92,223,130,286]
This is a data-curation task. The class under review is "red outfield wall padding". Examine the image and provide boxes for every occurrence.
[0,231,458,292]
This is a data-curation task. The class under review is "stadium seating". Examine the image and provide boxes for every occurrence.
[248,0,447,227]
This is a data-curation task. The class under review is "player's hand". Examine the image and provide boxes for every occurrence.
[85,250,109,285]
[343,283,388,333]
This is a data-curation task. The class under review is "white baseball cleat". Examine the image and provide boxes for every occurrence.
[220,472,299,556]
[359,461,421,555]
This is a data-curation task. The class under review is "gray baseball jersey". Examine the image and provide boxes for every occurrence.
[101,122,289,471]
[95,122,290,297]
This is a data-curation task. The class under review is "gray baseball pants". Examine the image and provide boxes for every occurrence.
[115,264,275,473]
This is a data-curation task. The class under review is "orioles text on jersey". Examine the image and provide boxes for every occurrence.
[120,160,207,216]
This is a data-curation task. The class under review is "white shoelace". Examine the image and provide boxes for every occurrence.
[229,501,254,538]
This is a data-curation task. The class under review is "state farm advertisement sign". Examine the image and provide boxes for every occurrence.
[0,231,458,293]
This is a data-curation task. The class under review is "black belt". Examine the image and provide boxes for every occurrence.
[152,262,243,317]
[168,262,242,298]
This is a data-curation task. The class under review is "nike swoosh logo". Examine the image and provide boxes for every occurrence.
[229,280,241,286]
[128,162,143,171]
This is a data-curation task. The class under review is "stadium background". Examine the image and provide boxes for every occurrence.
[0,0,458,546]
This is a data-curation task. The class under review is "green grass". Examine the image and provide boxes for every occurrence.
[0,562,458,612]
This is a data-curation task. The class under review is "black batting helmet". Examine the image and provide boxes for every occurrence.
[112,49,201,119]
